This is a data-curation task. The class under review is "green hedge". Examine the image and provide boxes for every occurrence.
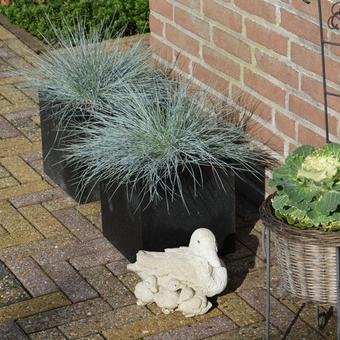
[0,0,149,41]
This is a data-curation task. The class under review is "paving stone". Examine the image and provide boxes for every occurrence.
[0,180,50,200]
[0,46,17,59]
[193,307,223,322]
[102,311,193,340]
[33,237,115,266]
[0,26,15,40]
[217,292,263,327]
[221,241,254,262]
[238,288,317,335]
[0,165,9,178]
[0,291,70,322]
[0,234,76,263]
[206,321,282,340]
[42,261,98,303]
[10,188,66,208]
[28,328,67,340]
[145,315,237,340]
[0,176,19,189]
[5,257,58,297]
[76,201,100,216]
[75,335,105,340]
[20,150,42,162]
[53,208,102,241]
[1,156,41,184]
[0,116,20,138]
[0,286,30,308]
[19,204,69,238]
[0,230,43,250]
[0,321,28,340]
[0,200,39,235]
[0,136,33,158]
[0,84,34,106]
[70,247,124,270]
[59,304,151,339]
[42,197,77,212]
[18,298,112,334]
[80,266,135,308]
[106,258,130,277]
[119,272,140,293]
[3,109,37,121]
[5,38,31,57]
[11,117,41,142]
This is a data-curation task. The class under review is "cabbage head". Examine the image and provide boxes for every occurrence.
[269,143,340,231]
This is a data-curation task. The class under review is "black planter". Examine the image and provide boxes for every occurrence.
[39,95,100,203]
[101,168,236,262]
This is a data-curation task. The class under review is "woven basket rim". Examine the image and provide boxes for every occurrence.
[260,193,340,245]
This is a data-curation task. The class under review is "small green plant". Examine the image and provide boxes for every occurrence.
[64,81,273,205]
[0,0,149,41]
[23,21,164,124]
[270,143,340,231]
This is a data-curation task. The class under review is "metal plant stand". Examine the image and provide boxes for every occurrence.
[264,0,340,338]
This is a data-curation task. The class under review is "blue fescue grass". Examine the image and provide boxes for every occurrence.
[64,80,274,205]
[21,20,167,125]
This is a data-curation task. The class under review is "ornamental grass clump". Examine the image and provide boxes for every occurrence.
[22,21,165,123]
[270,143,340,231]
[64,81,273,205]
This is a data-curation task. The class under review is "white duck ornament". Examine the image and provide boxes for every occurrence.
[127,228,228,317]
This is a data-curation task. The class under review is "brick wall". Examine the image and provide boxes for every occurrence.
[149,0,340,161]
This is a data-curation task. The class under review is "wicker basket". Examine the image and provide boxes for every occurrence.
[260,194,340,304]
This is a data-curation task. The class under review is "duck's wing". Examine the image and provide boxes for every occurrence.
[127,248,211,285]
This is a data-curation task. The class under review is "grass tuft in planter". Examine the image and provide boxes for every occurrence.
[65,82,272,205]
[20,21,168,202]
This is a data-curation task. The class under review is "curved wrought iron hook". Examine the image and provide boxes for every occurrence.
[328,1,340,30]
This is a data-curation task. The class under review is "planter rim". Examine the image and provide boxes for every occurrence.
[260,193,340,246]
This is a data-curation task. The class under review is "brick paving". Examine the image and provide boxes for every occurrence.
[0,23,337,339]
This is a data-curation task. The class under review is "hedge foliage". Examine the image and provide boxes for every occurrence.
[0,0,149,41]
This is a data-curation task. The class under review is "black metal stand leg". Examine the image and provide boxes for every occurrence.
[337,247,340,340]
[264,226,271,340]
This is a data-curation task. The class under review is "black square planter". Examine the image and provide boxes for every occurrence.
[39,95,100,203]
[101,168,236,262]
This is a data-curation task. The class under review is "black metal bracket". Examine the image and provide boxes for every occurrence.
[300,0,340,143]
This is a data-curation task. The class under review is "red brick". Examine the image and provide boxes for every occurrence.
[166,24,200,56]
[281,9,321,45]
[213,27,251,63]
[292,43,340,84]
[192,62,229,95]
[231,85,273,123]
[255,50,299,88]
[174,51,191,73]
[150,0,173,20]
[247,119,285,155]
[244,69,286,107]
[291,0,332,22]
[149,14,163,37]
[330,32,340,57]
[275,111,296,140]
[174,7,210,40]
[289,95,330,131]
[150,35,173,63]
[235,0,276,23]
[298,124,326,147]
[175,0,201,11]
[203,0,242,33]
[246,20,288,56]
[203,46,240,80]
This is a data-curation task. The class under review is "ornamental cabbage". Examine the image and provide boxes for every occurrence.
[269,143,340,231]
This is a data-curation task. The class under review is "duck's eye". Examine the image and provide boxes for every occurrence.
[197,240,200,244]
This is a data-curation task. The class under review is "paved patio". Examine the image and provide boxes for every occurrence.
[0,23,337,339]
